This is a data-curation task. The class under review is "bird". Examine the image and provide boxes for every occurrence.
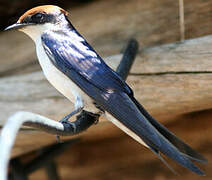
[5,5,207,175]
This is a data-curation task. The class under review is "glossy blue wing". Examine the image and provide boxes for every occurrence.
[41,31,132,95]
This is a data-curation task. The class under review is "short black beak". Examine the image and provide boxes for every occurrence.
[4,23,34,31]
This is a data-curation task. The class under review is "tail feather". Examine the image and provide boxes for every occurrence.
[150,147,178,175]
[131,96,207,164]
[147,132,205,176]
[101,91,206,175]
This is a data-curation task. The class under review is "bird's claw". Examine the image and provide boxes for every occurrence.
[79,110,100,124]
[57,119,76,142]
[93,114,100,124]
[60,119,77,132]
[56,110,101,142]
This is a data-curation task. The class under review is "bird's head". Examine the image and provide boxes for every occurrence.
[5,5,69,41]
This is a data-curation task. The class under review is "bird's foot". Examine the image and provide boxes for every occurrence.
[83,111,100,125]
[56,110,100,142]
[57,120,76,142]
[57,115,78,142]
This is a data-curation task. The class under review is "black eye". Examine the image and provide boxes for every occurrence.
[22,13,55,24]
[31,13,45,23]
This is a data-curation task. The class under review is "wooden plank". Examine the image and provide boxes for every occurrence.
[1,35,212,124]
[0,35,212,157]
[130,36,212,73]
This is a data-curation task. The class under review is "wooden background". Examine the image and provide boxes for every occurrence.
[0,0,212,179]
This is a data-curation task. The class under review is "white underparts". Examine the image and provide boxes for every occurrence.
[36,37,98,113]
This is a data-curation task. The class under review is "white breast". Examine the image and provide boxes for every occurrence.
[35,37,98,113]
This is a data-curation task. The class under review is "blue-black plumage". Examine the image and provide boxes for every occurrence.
[42,28,206,175]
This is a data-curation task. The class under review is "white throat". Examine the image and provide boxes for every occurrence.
[18,23,56,42]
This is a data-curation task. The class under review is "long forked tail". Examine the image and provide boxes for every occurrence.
[104,91,206,175]
[131,96,207,175]
[131,96,207,163]
[110,38,207,175]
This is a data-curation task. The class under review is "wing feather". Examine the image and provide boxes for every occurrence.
[41,31,132,95]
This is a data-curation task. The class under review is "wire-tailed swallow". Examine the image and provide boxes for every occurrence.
[5,5,207,175]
